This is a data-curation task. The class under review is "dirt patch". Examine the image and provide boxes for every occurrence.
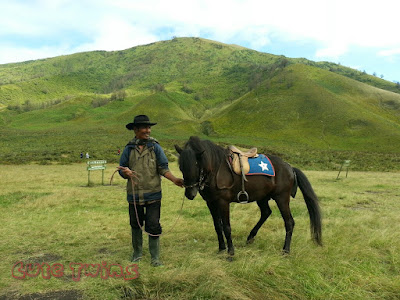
[381,99,400,110]
[344,199,378,210]
[354,190,388,195]
[365,190,388,194]
[0,290,82,300]
[23,253,62,264]
[98,247,117,255]
[348,119,370,130]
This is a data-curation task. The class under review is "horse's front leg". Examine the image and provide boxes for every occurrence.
[206,200,226,252]
[218,199,234,259]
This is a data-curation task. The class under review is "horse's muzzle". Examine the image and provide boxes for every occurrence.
[185,187,198,200]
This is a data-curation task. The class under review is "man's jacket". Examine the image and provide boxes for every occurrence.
[119,138,169,203]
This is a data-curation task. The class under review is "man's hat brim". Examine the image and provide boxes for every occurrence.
[126,122,157,130]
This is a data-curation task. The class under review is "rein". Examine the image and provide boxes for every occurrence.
[110,169,185,237]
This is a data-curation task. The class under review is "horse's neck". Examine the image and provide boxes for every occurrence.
[203,147,227,175]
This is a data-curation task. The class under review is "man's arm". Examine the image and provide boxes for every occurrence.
[118,147,130,178]
[163,171,184,187]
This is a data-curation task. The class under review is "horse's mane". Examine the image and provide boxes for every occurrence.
[186,136,226,174]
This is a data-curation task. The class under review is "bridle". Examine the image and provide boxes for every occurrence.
[183,168,206,191]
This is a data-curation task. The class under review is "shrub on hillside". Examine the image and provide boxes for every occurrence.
[110,90,127,101]
[153,83,166,92]
[92,97,111,108]
[181,84,194,94]
[7,98,63,113]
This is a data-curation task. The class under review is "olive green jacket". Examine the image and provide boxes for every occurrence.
[119,138,169,203]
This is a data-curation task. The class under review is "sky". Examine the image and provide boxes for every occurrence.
[0,0,399,83]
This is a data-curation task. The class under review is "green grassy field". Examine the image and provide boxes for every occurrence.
[0,163,399,299]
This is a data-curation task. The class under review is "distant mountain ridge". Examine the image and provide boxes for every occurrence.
[0,37,399,169]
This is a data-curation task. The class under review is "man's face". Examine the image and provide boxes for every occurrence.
[134,125,151,140]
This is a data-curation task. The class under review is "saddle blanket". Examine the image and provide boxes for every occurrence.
[247,154,275,176]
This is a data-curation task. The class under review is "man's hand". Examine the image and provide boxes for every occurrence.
[118,166,134,178]
[164,171,184,188]
[173,177,184,188]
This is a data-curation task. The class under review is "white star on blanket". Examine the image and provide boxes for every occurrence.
[258,161,269,171]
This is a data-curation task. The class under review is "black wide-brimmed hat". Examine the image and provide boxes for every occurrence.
[126,115,157,130]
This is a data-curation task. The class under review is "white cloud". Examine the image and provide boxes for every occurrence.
[73,16,158,52]
[315,43,348,60]
[378,48,400,57]
[0,45,69,64]
[0,0,400,66]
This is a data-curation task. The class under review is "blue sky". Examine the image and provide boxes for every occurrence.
[0,0,399,83]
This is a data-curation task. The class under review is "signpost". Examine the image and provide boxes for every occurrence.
[87,160,107,185]
[336,160,351,179]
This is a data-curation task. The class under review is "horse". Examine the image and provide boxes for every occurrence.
[175,136,322,258]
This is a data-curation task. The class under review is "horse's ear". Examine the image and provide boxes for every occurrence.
[189,136,205,155]
[174,144,183,154]
[196,149,205,158]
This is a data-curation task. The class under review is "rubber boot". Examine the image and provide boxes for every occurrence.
[149,236,163,267]
[131,228,143,262]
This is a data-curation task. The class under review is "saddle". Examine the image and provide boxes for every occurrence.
[229,145,258,176]
[229,145,258,204]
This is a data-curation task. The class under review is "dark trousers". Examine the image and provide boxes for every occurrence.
[129,201,162,235]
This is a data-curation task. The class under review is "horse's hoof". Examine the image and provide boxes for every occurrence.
[226,256,234,262]
[218,248,226,254]
[282,249,290,255]
[246,237,255,244]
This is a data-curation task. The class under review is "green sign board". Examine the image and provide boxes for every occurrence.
[87,160,107,185]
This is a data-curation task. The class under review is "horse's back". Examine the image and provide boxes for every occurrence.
[266,155,295,194]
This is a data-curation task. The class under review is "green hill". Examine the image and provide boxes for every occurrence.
[0,37,399,170]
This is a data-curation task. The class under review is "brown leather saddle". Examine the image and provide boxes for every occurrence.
[229,145,258,204]
[229,145,258,177]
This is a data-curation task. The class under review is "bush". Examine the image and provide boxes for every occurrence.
[181,84,194,94]
[153,83,166,92]
[92,97,111,108]
[110,90,127,101]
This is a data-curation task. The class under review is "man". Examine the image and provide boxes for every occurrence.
[118,115,183,267]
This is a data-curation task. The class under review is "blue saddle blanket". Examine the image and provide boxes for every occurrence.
[247,154,275,176]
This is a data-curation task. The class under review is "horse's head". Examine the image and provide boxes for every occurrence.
[175,138,205,200]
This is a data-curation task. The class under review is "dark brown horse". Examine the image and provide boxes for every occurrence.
[175,136,322,258]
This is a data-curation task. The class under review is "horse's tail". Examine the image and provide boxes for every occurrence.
[293,167,322,246]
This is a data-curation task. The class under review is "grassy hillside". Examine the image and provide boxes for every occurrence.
[0,37,400,170]
[211,64,400,150]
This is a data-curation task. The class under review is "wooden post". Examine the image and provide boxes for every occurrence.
[336,160,351,179]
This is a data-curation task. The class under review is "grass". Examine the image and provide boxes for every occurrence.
[0,163,399,299]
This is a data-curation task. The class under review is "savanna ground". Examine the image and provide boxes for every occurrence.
[0,163,399,299]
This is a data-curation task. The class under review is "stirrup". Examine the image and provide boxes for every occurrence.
[237,191,249,204]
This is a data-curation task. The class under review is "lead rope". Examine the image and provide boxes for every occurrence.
[110,169,185,237]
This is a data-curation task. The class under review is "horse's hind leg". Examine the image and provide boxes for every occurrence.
[247,200,272,244]
[206,201,226,252]
[275,195,295,254]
